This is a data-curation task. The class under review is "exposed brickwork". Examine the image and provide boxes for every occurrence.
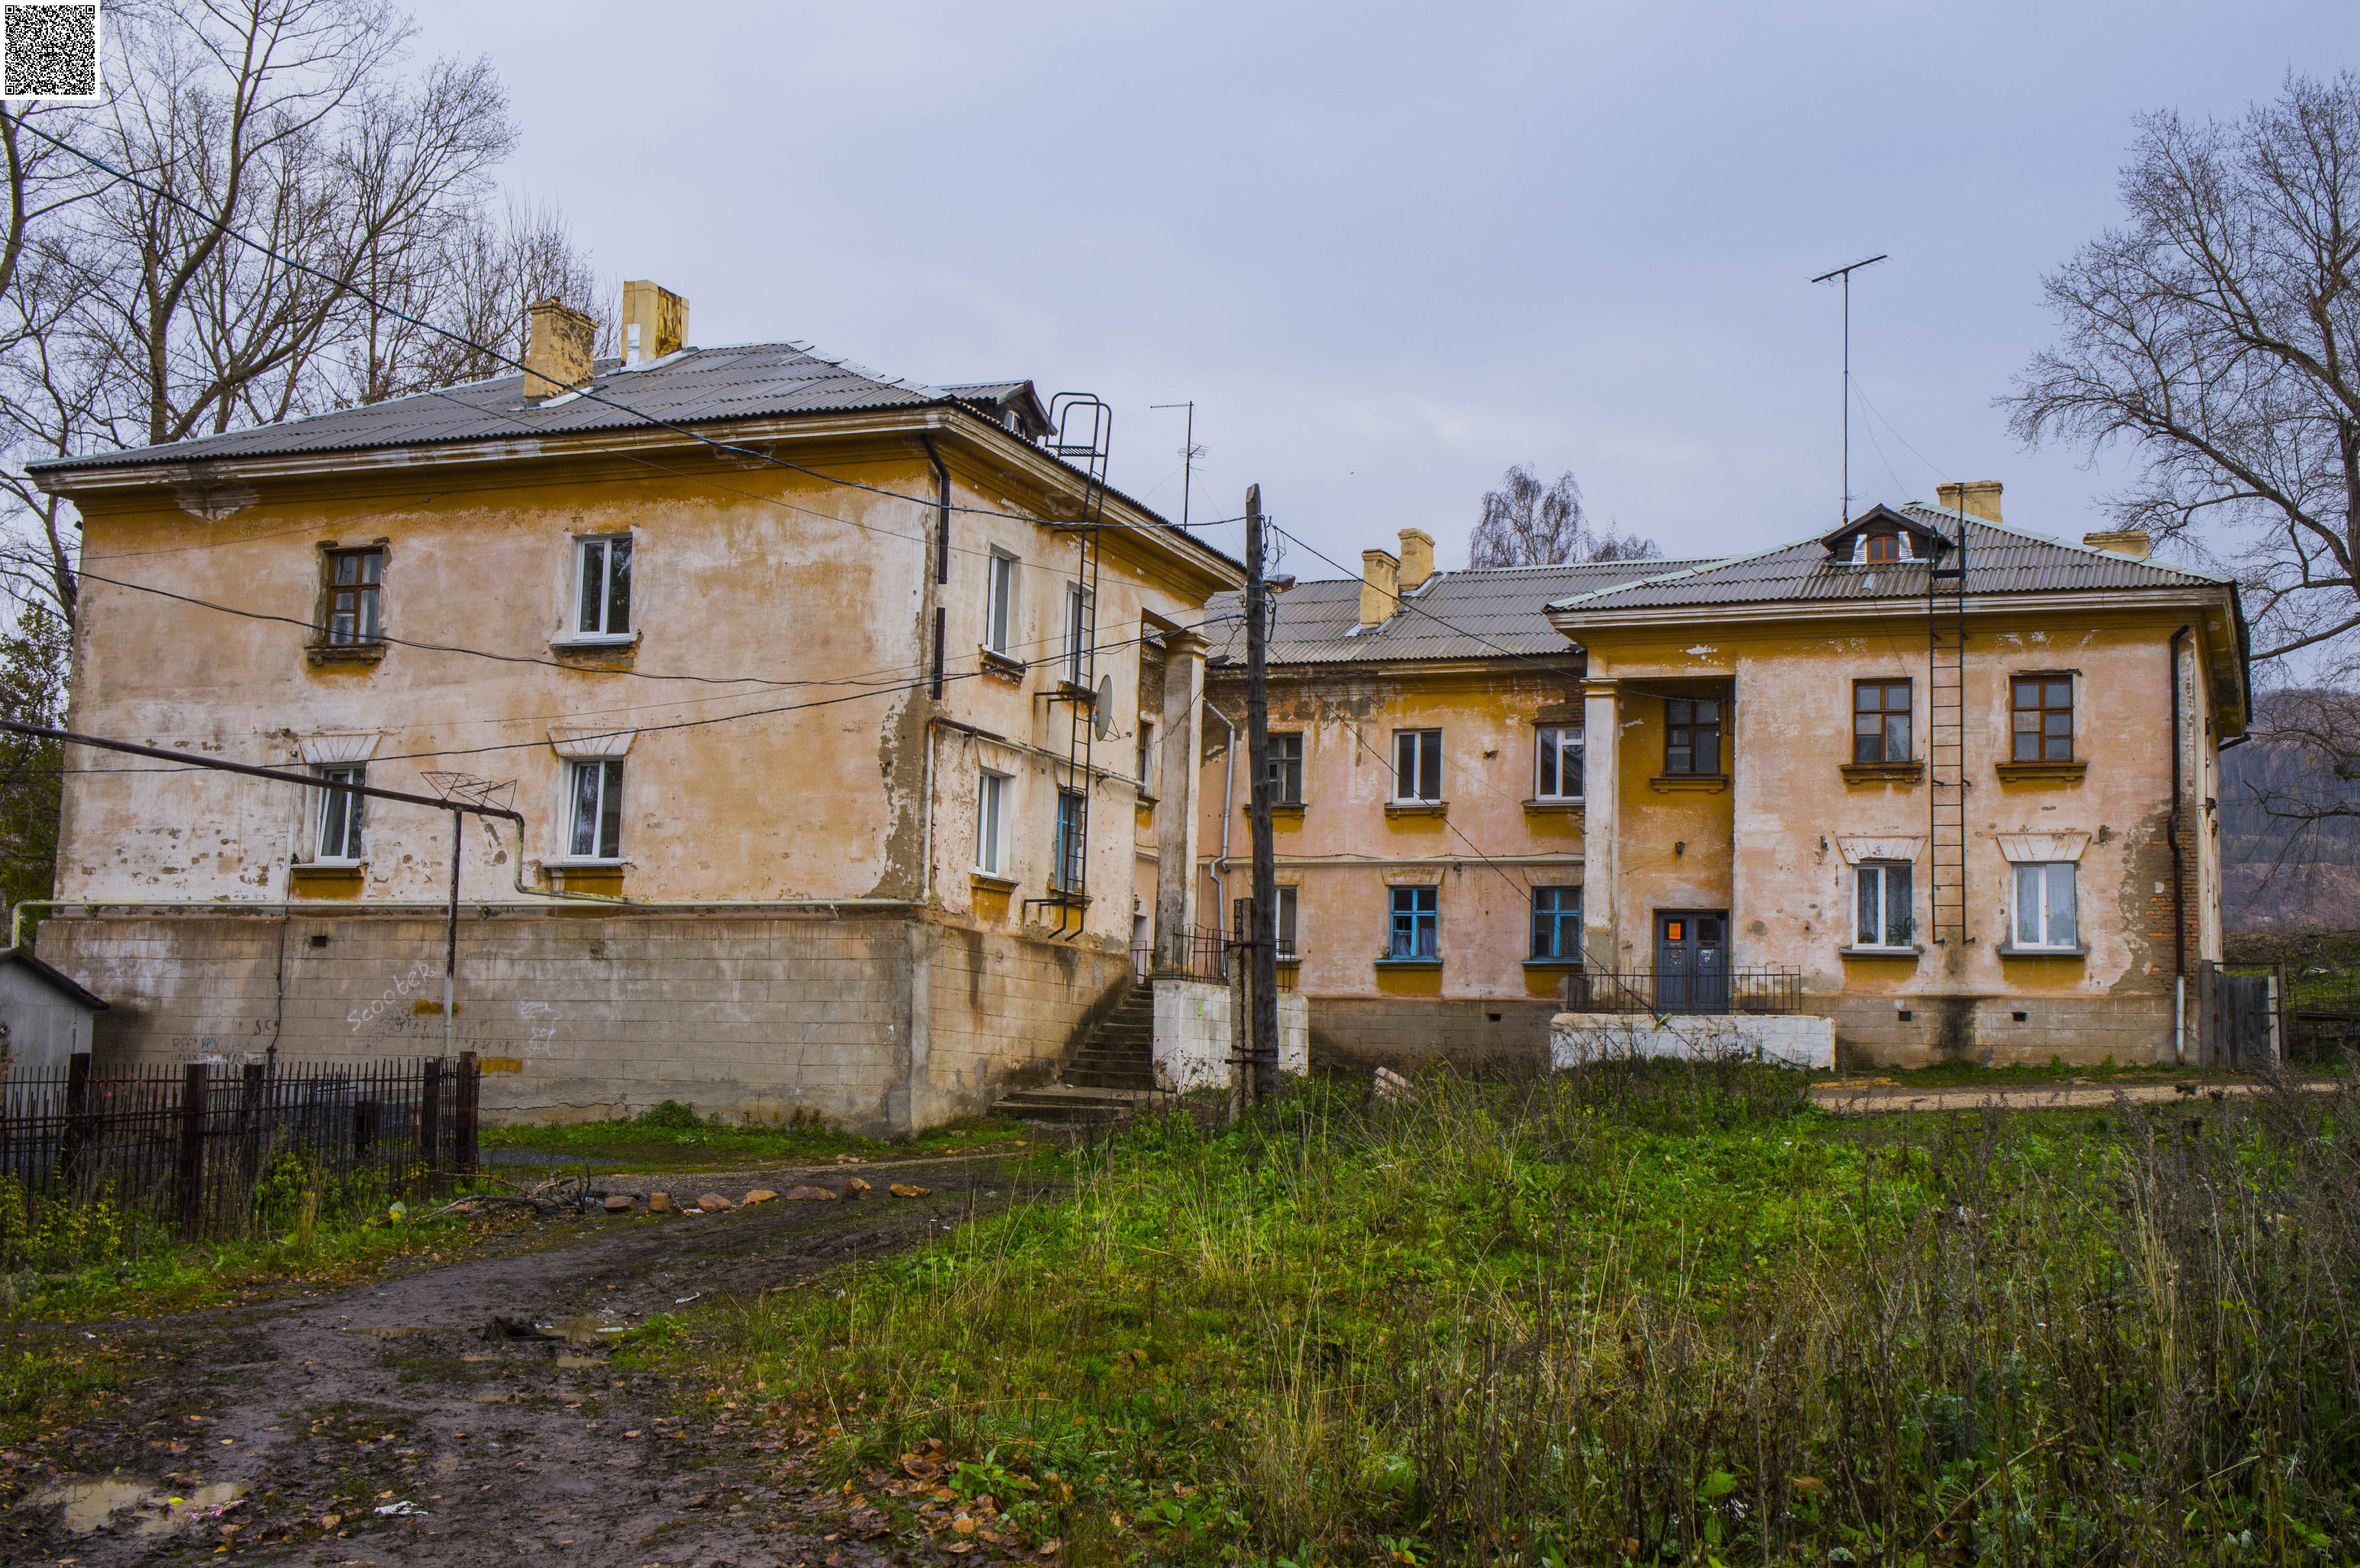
[35,909,1130,1137]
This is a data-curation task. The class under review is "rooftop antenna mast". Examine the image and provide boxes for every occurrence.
[1150,402,1205,528]
[1810,254,1887,525]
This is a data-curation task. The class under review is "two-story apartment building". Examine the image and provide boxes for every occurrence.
[1206,484,2249,1069]
[28,289,1240,1133]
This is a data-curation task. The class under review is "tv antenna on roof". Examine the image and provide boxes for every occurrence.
[1810,253,1887,527]
[1150,402,1206,528]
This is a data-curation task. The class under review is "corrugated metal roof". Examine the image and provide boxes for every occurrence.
[1206,557,1702,666]
[1548,506,2230,614]
[32,341,970,474]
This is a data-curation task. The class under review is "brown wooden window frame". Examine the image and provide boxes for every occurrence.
[2012,674,2074,762]
[321,546,383,646]
[1268,733,1303,804]
[1664,697,1722,776]
[1863,532,1903,563]
[1853,678,1912,763]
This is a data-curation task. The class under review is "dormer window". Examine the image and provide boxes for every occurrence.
[1864,532,1902,563]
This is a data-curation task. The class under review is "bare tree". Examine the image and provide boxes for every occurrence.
[1468,463,1660,569]
[0,0,605,629]
[2005,72,2360,664]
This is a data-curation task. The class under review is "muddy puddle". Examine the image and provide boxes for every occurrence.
[31,1474,249,1536]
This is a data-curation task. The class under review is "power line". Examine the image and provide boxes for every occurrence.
[10,116,1240,553]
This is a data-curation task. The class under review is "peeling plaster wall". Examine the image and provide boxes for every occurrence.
[1577,605,2233,1068]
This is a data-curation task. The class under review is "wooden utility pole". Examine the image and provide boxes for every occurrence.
[1243,484,1279,1101]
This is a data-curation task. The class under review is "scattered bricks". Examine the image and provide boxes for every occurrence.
[743,1190,778,1205]
[648,1192,673,1213]
[842,1177,872,1199]
[888,1184,931,1199]
[782,1186,838,1202]
[697,1193,733,1213]
[602,1195,635,1213]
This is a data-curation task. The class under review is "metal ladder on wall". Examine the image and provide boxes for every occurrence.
[1023,394,1114,940]
[1928,500,1971,951]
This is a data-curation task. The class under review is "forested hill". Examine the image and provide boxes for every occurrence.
[2221,697,2360,930]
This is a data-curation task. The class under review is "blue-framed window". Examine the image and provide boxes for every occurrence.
[1052,790,1086,890]
[1389,885,1437,959]
[1531,885,1580,959]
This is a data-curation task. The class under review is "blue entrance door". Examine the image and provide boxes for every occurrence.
[1655,911,1728,1013]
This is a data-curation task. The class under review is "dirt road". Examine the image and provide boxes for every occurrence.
[1809,1077,2335,1114]
[1,1155,1045,1567]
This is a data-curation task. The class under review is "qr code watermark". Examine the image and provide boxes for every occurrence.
[2,1,103,103]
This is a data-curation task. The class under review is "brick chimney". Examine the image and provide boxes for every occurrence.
[1934,480,2003,523]
[621,280,689,367]
[1360,548,1400,630]
[2083,528,2151,558]
[1398,527,1435,588]
[522,298,596,399]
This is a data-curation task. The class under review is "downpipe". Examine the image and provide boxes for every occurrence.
[1205,700,1237,920]
[2169,624,2189,1064]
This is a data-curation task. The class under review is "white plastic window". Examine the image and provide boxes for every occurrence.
[977,771,1009,875]
[567,759,625,860]
[576,536,632,637]
[315,765,365,861]
[2011,862,2078,949]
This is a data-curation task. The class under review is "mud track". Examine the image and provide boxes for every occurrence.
[1,1155,1051,1567]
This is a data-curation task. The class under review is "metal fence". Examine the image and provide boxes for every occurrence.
[1142,925,1297,991]
[0,1053,481,1255]
[1561,968,1805,1016]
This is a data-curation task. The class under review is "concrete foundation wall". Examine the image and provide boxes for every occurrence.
[1551,1011,1836,1071]
[1150,978,1307,1092]
[1307,997,1557,1075]
[1818,992,2175,1069]
[35,909,1131,1137]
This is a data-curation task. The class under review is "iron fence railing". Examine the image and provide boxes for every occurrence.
[1561,968,1804,1016]
[1144,925,1296,991]
[0,1053,481,1257]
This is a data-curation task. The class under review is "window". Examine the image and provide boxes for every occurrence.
[314,765,365,861]
[1536,724,1583,799]
[2012,676,2073,762]
[1268,734,1303,804]
[1394,729,1442,801]
[1532,885,1580,959]
[1854,862,1914,948]
[1854,680,1911,763]
[1389,885,1438,959]
[566,759,625,860]
[2012,862,2079,949]
[976,771,1008,875]
[1276,885,1299,959]
[1664,697,1721,775]
[575,536,632,637]
[1052,789,1086,891]
[323,547,382,645]
[1063,583,1094,684]
[985,551,1016,654]
[1864,531,1903,563]
[1135,721,1155,795]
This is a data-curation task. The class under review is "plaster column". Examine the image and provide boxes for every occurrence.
[1152,628,1208,971]
[1582,680,1620,978]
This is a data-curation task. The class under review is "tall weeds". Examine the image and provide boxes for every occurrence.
[713,1062,2360,1563]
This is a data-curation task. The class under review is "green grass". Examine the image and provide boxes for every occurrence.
[645,1063,2360,1565]
[479,1100,1034,1170]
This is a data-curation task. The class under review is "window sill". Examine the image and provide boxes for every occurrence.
[978,647,1027,683]
[1839,761,1923,784]
[1523,797,1584,813]
[1996,942,2089,958]
[1373,956,1442,968]
[550,632,639,651]
[1649,773,1728,793]
[1994,760,2087,783]
[1838,944,1923,958]
[1241,801,1307,822]
[306,641,386,667]
[970,872,1018,894]
[1522,957,1582,969]
[1384,800,1447,818]
[289,864,365,898]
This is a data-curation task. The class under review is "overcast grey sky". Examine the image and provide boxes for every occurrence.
[400,0,2357,578]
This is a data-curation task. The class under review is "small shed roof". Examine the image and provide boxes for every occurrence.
[0,948,107,1011]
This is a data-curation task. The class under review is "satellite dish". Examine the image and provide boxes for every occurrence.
[1094,674,1117,739]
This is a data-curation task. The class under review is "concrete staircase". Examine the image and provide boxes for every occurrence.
[993,980,1157,1125]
